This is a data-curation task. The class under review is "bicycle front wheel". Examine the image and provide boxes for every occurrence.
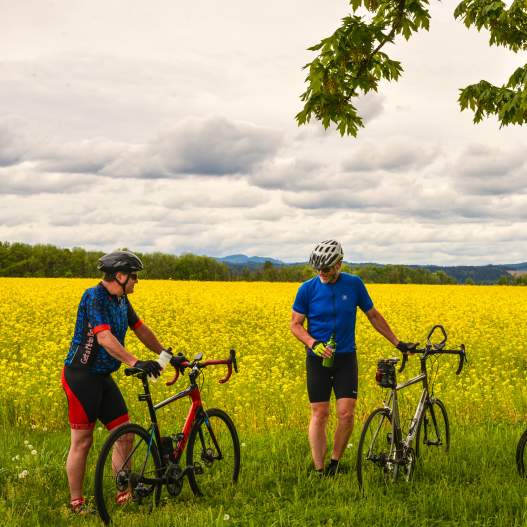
[357,407,397,493]
[516,429,527,476]
[186,408,240,497]
[94,423,162,525]
[415,398,450,459]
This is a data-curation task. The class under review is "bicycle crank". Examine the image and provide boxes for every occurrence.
[165,465,184,497]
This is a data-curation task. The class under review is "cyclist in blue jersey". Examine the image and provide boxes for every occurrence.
[290,240,415,476]
[62,250,168,513]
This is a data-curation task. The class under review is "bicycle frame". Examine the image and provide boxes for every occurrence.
[127,350,237,469]
[384,356,434,455]
[135,374,204,463]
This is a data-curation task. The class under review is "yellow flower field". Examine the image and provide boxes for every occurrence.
[1,278,526,432]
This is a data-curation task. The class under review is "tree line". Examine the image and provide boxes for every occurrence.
[497,274,527,286]
[0,241,503,285]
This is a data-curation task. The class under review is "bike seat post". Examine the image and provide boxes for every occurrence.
[138,374,158,425]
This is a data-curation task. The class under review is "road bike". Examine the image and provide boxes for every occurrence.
[357,325,466,493]
[94,349,240,525]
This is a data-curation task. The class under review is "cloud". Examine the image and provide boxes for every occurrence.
[0,163,99,195]
[248,157,326,190]
[0,116,31,167]
[37,140,127,174]
[161,178,271,209]
[0,115,282,181]
[153,117,282,176]
[342,139,439,173]
[452,144,527,196]
[356,92,385,123]
[106,117,282,179]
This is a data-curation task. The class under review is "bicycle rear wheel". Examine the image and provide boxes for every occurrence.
[186,408,240,497]
[516,429,527,476]
[357,407,397,493]
[415,398,449,459]
[94,423,162,525]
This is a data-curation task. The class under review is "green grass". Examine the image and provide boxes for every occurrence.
[2,419,527,526]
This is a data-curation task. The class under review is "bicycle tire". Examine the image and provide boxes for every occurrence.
[516,429,527,476]
[94,423,162,525]
[356,407,397,493]
[186,408,240,497]
[415,398,450,458]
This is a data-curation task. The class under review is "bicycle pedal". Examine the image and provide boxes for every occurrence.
[193,463,204,475]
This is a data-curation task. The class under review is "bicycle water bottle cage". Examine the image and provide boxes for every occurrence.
[160,436,174,461]
[376,358,398,389]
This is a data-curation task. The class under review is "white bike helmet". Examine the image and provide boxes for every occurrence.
[309,240,344,270]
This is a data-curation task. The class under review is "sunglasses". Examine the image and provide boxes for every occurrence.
[129,272,138,281]
[318,265,334,274]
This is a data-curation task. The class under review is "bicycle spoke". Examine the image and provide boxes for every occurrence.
[415,399,449,460]
[357,408,397,494]
[187,408,240,497]
[94,424,162,525]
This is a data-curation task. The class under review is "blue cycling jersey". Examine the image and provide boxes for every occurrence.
[292,273,373,355]
[64,283,142,375]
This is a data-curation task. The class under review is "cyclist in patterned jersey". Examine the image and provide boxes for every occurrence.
[290,240,416,476]
[62,250,168,513]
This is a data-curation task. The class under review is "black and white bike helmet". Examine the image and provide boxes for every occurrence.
[309,240,344,270]
[97,250,144,273]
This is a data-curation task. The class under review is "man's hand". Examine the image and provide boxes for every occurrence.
[396,341,418,354]
[312,341,332,358]
[134,359,162,378]
[170,353,188,370]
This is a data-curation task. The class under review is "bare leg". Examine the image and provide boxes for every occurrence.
[331,397,356,460]
[111,422,132,475]
[308,402,330,470]
[66,429,94,501]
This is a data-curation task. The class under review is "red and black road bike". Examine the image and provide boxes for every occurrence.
[94,350,240,525]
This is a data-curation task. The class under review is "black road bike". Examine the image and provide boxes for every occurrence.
[94,350,240,525]
[357,325,466,492]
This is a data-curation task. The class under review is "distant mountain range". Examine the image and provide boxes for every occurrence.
[215,255,527,284]
[216,254,284,266]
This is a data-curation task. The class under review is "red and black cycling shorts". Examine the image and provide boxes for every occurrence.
[61,366,129,430]
[306,353,358,403]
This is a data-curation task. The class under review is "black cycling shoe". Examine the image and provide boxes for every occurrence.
[324,460,342,477]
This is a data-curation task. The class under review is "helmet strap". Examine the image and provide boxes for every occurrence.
[114,273,130,296]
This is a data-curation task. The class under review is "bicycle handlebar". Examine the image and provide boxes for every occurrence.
[166,348,238,387]
[398,325,467,375]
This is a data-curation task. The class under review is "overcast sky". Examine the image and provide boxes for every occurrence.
[1,0,526,265]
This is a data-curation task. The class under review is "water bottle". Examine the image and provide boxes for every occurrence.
[322,333,336,368]
[149,349,173,382]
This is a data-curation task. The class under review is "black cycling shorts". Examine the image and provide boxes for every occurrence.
[61,365,129,430]
[306,353,358,403]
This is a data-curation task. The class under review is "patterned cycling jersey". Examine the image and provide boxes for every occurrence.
[64,283,143,374]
